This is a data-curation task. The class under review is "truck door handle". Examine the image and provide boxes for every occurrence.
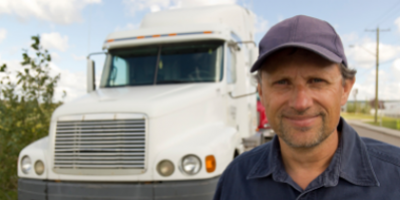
[228,91,257,99]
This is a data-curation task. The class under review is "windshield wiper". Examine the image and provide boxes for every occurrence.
[156,80,193,84]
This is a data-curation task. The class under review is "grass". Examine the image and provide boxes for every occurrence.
[341,112,400,131]
[341,112,373,120]
[0,190,17,200]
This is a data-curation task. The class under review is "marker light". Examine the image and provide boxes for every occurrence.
[157,160,175,177]
[34,160,45,175]
[181,155,201,175]
[205,155,216,173]
[21,156,32,174]
[105,31,214,43]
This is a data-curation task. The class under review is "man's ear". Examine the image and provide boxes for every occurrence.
[341,77,355,106]
[257,83,263,101]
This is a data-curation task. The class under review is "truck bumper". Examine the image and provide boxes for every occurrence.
[18,177,219,200]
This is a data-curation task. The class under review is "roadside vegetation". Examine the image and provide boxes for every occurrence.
[342,103,400,131]
[0,36,64,199]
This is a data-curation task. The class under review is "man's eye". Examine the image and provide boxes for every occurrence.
[311,78,324,83]
[276,80,288,85]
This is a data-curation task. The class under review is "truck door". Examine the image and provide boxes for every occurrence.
[226,45,237,129]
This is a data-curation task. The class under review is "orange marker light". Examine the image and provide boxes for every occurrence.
[137,36,145,39]
[205,155,216,173]
[203,31,213,34]
[153,35,161,38]
[168,33,177,36]
[106,39,114,43]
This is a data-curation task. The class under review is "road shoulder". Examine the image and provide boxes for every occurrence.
[347,120,400,138]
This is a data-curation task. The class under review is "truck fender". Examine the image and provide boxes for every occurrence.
[153,123,240,180]
[18,136,49,179]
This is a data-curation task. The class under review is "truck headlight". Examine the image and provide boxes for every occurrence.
[157,160,174,177]
[34,160,45,175]
[181,155,201,175]
[21,156,31,174]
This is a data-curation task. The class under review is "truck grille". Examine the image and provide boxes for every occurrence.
[54,119,146,170]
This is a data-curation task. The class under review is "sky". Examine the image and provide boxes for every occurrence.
[0,0,400,102]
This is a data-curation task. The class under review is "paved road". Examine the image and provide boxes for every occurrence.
[351,124,400,148]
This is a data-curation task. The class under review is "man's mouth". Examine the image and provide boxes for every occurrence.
[282,115,320,127]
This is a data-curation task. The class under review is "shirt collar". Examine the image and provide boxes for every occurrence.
[247,117,380,187]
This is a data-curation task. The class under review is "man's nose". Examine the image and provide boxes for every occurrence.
[288,86,313,112]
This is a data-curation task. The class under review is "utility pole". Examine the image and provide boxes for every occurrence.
[366,27,390,123]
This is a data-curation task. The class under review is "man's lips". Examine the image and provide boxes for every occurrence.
[283,115,320,127]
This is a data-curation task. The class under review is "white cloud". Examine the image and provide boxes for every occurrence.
[114,23,140,31]
[48,63,86,102]
[277,15,284,23]
[342,31,400,101]
[51,52,60,61]
[341,32,359,44]
[0,29,6,43]
[333,24,340,30]
[41,32,69,52]
[176,0,236,7]
[394,58,400,71]
[395,17,400,33]
[392,58,400,83]
[72,54,86,61]
[0,0,101,24]
[0,56,87,102]
[0,59,21,83]
[254,15,268,34]
[346,40,400,69]
[123,0,236,15]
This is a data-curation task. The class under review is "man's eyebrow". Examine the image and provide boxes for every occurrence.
[266,75,291,83]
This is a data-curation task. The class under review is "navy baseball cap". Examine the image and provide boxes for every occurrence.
[250,15,348,72]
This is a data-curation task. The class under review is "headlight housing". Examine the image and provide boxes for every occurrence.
[181,155,201,175]
[34,160,45,175]
[21,156,32,174]
[157,160,174,177]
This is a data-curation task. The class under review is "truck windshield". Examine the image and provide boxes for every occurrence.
[100,41,224,87]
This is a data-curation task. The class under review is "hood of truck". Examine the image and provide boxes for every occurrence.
[52,83,222,120]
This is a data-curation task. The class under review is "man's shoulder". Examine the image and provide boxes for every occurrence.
[362,137,400,168]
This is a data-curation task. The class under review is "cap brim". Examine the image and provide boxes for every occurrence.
[250,42,343,73]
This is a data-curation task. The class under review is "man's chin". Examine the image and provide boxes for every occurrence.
[278,127,326,148]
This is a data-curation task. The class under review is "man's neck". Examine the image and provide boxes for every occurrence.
[279,130,339,190]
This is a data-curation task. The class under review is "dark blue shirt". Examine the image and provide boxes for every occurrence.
[214,118,400,200]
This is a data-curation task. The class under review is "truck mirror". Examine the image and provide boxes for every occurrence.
[228,41,241,51]
[87,59,95,93]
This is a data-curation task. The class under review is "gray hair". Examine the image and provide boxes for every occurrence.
[256,63,356,86]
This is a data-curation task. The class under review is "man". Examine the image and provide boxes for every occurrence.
[214,15,400,199]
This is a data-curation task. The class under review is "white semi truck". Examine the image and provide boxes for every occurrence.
[18,5,260,200]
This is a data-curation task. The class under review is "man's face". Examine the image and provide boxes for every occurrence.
[258,48,354,149]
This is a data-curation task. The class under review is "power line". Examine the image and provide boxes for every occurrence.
[356,0,400,43]
[364,0,400,28]
[377,6,400,26]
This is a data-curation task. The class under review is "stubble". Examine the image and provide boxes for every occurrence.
[277,112,333,149]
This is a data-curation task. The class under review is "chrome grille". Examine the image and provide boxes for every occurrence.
[54,119,146,170]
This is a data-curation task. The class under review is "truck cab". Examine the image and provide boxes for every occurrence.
[18,5,259,200]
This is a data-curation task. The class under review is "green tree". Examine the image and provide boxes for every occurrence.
[0,36,64,198]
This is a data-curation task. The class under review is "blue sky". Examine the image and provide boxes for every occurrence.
[0,0,399,101]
